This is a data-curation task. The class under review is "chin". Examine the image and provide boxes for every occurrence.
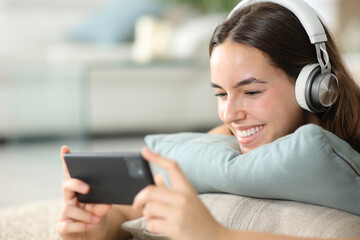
[239,147,252,154]
[239,141,267,154]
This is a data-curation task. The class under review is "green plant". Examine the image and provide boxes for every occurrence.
[168,0,240,13]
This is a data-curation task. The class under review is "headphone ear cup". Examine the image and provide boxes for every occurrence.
[310,71,338,111]
[295,63,319,112]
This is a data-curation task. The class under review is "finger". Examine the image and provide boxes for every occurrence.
[154,174,167,187]
[60,204,100,224]
[146,218,179,237]
[84,203,112,217]
[84,203,94,212]
[141,148,194,192]
[62,178,90,203]
[57,220,93,234]
[60,145,71,179]
[143,201,179,221]
[133,185,189,210]
[133,185,157,210]
[145,219,163,235]
[92,204,112,217]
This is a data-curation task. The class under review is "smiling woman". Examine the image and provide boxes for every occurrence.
[55,0,360,239]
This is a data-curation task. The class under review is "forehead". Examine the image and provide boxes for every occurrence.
[210,41,271,69]
[210,41,293,86]
[210,41,272,81]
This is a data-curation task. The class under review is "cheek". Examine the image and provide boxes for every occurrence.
[247,97,273,120]
[266,91,305,131]
[249,91,294,123]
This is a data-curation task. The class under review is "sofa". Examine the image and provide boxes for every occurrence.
[1,0,359,140]
[1,193,360,240]
[0,0,222,140]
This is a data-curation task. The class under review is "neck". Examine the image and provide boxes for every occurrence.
[306,112,320,125]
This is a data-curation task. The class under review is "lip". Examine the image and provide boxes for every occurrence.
[234,124,265,145]
[234,124,265,131]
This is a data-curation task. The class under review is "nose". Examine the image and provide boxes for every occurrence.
[222,96,246,123]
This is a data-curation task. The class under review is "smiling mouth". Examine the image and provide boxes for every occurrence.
[237,125,264,138]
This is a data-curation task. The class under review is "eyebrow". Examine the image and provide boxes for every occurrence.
[211,78,267,89]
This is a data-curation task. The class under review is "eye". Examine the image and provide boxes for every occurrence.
[245,90,261,96]
[214,93,227,98]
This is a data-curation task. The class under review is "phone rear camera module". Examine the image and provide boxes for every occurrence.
[125,158,145,179]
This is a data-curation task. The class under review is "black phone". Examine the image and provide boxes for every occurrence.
[64,152,154,205]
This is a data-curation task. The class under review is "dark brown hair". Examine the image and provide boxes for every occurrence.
[209,2,360,152]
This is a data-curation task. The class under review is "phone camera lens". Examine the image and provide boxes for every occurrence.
[137,169,144,176]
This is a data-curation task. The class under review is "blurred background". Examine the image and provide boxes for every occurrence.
[0,0,359,207]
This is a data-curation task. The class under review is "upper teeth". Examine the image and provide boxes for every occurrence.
[238,126,263,138]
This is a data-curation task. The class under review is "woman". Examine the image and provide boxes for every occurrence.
[57,1,360,239]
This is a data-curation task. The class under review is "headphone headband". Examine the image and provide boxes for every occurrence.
[228,0,327,44]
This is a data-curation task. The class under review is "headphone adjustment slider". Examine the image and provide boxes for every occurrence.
[315,42,331,74]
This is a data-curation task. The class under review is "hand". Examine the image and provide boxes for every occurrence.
[56,146,112,240]
[133,148,228,240]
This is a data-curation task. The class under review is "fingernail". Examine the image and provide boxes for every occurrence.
[147,149,157,158]
[132,203,140,210]
[142,147,150,154]
[80,184,89,193]
[92,215,100,223]
[86,223,94,229]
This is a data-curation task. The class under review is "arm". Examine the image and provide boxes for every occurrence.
[208,124,233,135]
[104,205,142,240]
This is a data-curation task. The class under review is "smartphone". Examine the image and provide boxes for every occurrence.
[64,152,154,205]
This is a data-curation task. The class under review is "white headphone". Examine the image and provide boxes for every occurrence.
[228,0,338,113]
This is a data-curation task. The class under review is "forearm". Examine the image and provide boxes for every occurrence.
[104,174,166,240]
[208,124,233,135]
[105,205,143,240]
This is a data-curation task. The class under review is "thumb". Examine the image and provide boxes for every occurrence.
[60,145,71,179]
[141,148,195,194]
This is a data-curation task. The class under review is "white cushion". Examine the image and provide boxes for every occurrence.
[122,194,360,239]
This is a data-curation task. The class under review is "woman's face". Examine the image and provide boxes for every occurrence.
[210,41,317,153]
